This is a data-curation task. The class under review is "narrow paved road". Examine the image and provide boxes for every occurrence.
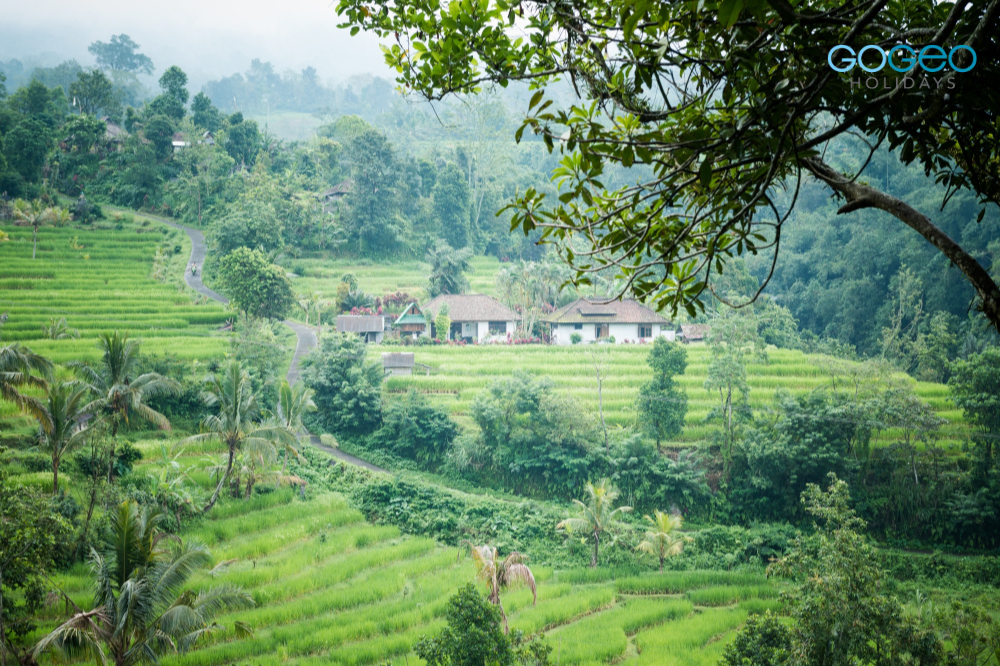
[160,217,386,473]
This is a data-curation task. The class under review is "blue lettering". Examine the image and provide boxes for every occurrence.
[828,45,856,73]
[918,45,947,72]
[887,45,916,73]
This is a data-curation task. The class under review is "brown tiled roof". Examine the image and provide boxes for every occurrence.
[336,315,384,333]
[543,298,669,325]
[423,294,519,322]
[319,179,353,200]
[382,352,414,368]
[680,324,711,340]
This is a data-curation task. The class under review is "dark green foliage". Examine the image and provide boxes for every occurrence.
[432,162,471,249]
[465,371,598,498]
[158,66,189,106]
[301,333,382,436]
[949,348,1000,462]
[729,392,865,523]
[0,470,72,659]
[213,201,284,255]
[191,92,223,132]
[370,391,458,468]
[225,115,262,167]
[720,611,791,666]
[637,339,688,446]
[4,117,50,182]
[415,583,551,666]
[344,129,404,256]
[770,476,944,666]
[143,114,176,160]
[217,247,296,320]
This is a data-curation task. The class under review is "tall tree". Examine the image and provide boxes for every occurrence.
[185,361,294,512]
[35,381,90,493]
[637,338,688,447]
[34,501,254,665]
[636,510,692,573]
[70,332,179,479]
[69,70,119,117]
[0,343,51,421]
[337,0,1000,329]
[557,479,632,567]
[344,129,403,256]
[88,35,154,75]
[949,347,1000,463]
[432,162,471,249]
[426,239,472,296]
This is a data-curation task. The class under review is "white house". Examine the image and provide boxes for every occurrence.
[423,294,519,342]
[544,298,675,345]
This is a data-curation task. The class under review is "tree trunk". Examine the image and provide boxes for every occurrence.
[659,555,664,574]
[204,443,235,513]
[32,225,37,260]
[591,532,600,568]
[806,157,1000,330]
[52,457,59,494]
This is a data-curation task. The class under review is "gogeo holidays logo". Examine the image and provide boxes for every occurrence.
[827,44,977,91]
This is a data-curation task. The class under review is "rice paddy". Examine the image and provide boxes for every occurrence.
[32,482,782,666]
[0,217,231,363]
[379,344,969,447]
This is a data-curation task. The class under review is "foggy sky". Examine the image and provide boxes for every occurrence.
[0,0,392,88]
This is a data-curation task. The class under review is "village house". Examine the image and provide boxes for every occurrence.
[382,352,415,376]
[318,179,352,214]
[393,302,428,339]
[422,294,519,342]
[544,298,675,345]
[678,324,711,343]
[336,314,385,343]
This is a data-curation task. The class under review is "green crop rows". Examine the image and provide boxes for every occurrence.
[0,219,230,363]
[32,478,782,666]
[380,344,968,447]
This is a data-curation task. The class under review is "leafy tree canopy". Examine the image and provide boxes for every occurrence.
[88,34,154,75]
[300,333,383,436]
[217,247,296,320]
[337,0,1000,328]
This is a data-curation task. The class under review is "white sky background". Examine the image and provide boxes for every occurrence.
[0,0,392,88]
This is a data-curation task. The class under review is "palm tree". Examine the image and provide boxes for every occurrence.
[34,500,254,666]
[273,380,316,472]
[557,479,632,568]
[0,343,52,421]
[467,545,536,633]
[426,239,472,296]
[70,332,179,480]
[636,510,693,573]
[185,361,296,512]
[35,381,90,493]
[12,200,61,260]
[41,317,80,340]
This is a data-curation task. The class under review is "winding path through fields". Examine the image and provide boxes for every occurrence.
[159,218,385,473]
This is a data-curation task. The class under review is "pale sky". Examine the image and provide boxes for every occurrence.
[0,0,392,87]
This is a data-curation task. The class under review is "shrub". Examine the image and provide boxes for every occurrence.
[719,610,791,666]
[570,332,582,344]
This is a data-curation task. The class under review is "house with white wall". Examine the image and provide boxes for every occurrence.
[423,294,519,342]
[544,298,675,345]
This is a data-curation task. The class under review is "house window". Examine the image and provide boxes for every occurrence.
[639,325,652,338]
[489,321,507,335]
[574,323,583,330]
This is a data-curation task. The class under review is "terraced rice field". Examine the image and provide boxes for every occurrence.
[289,255,501,302]
[0,218,230,363]
[380,344,968,447]
[36,482,781,666]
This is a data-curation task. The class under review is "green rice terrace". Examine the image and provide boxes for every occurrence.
[380,344,968,448]
[34,481,782,666]
[0,214,231,363]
